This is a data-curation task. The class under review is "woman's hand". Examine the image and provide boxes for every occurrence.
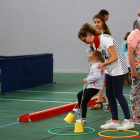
[132,70,139,81]
[83,78,87,83]
[98,63,104,74]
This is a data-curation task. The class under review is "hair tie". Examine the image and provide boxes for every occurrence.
[82,25,86,27]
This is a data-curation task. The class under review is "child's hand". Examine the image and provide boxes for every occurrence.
[83,78,87,83]
[89,44,93,48]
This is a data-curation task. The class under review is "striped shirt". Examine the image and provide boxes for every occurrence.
[94,34,128,76]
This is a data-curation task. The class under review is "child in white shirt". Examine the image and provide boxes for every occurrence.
[73,50,105,123]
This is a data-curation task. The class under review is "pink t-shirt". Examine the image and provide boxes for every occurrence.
[127,29,140,48]
[127,29,140,69]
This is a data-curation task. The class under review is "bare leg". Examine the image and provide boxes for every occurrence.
[104,82,111,112]
[89,90,103,109]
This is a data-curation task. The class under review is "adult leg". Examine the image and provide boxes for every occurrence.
[130,79,140,123]
[113,74,135,130]
[105,74,119,121]
[112,74,131,120]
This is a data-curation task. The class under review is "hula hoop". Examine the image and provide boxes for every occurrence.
[98,130,139,138]
[48,126,95,136]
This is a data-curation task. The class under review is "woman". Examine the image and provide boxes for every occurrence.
[127,18,140,124]
[78,23,134,130]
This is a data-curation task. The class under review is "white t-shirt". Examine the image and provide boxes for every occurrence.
[93,34,128,76]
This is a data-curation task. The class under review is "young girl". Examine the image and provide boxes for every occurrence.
[78,23,134,130]
[127,18,140,124]
[93,14,111,35]
[89,14,111,112]
[73,50,105,123]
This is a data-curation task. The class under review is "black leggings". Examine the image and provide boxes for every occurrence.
[77,88,99,118]
[105,74,131,120]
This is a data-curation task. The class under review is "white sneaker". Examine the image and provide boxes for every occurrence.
[72,108,81,115]
[75,119,86,124]
[100,120,120,129]
[117,119,135,130]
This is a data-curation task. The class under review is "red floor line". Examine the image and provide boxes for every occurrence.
[92,136,140,140]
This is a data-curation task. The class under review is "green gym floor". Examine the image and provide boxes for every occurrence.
[0,73,140,140]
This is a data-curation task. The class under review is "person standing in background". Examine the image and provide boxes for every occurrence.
[127,18,140,124]
[88,14,111,112]
[133,8,140,30]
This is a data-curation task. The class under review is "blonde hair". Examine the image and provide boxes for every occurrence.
[93,14,111,35]
[88,50,105,63]
[138,8,140,17]
[78,23,101,38]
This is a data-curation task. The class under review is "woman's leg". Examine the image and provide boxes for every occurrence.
[112,74,131,120]
[105,74,119,121]
[130,78,140,121]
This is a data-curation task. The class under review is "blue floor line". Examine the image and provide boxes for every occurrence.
[0,122,19,128]
[0,96,77,101]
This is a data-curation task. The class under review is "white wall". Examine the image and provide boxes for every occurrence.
[0,0,139,73]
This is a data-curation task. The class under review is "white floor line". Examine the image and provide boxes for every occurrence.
[102,102,131,106]
[18,90,77,94]
[18,90,131,96]
[0,98,71,103]
[123,94,130,96]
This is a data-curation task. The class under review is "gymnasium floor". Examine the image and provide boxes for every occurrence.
[0,73,140,140]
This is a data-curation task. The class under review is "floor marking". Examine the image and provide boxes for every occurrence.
[42,115,111,140]
[54,81,84,83]
[0,96,77,101]
[92,136,140,140]
[18,90,77,94]
[18,90,131,96]
[0,98,71,103]
[0,122,19,128]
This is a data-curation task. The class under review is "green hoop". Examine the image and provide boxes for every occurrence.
[48,126,95,136]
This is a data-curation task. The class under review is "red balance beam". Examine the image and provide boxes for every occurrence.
[18,96,106,122]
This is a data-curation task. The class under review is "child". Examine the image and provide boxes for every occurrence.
[72,50,105,123]
[78,23,134,130]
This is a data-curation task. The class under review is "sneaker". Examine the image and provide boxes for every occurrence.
[100,120,120,129]
[72,108,81,115]
[117,119,135,130]
[75,119,86,124]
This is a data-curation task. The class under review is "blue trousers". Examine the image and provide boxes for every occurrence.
[105,74,130,120]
